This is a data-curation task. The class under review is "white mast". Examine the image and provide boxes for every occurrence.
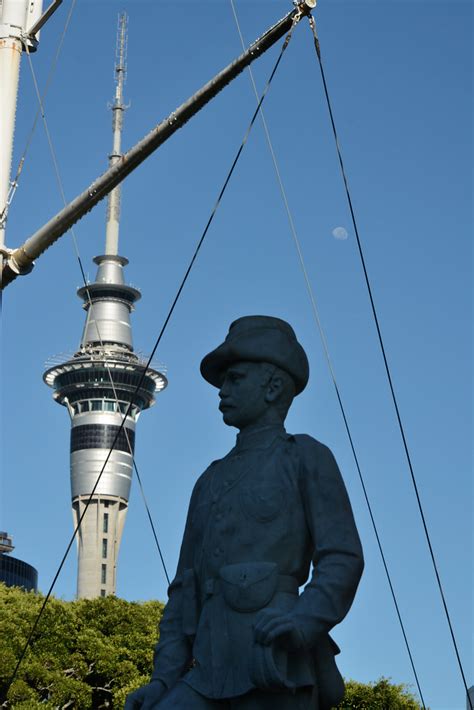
[104,12,128,256]
[0,0,62,257]
[0,0,42,252]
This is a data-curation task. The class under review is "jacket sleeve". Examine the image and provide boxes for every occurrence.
[292,436,364,645]
[150,479,202,688]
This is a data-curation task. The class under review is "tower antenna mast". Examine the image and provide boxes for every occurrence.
[105,12,128,256]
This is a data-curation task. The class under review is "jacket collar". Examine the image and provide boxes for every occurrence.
[234,423,287,453]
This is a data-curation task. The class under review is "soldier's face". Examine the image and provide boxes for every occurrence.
[218,361,271,430]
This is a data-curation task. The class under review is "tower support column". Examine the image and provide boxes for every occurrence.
[73,496,128,598]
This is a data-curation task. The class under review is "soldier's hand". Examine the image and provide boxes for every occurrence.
[253,609,307,650]
[124,679,167,709]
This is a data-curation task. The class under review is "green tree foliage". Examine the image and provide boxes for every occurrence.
[0,584,424,709]
[0,583,163,708]
[338,677,424,709]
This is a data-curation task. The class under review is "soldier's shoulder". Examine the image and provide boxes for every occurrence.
[193,455,223,488]
[286,433,338,475]
[288,432,333,456]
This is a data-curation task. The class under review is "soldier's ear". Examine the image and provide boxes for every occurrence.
[265,373,284,403]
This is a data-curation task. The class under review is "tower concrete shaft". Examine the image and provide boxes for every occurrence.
[44,14,167,598]
[45,254,167,598]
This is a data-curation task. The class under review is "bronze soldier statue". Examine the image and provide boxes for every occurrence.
[125,316,364,709]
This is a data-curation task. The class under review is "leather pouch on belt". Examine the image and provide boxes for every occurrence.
[219,562,278,612]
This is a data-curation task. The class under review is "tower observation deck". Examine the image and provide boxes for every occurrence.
[44,14,167,598]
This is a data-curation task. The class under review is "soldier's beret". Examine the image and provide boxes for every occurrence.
[200,315,309,395]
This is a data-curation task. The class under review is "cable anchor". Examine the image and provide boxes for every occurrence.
[307,13,321,59]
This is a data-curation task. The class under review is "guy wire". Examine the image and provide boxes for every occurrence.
[229,2,425,706]
[3,20,298,698]
[307,14,472,707]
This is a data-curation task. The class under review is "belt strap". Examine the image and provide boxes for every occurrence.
[278,574,299,595]
[204,573,298,598]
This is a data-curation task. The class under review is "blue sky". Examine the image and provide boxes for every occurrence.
[1,1,472,708]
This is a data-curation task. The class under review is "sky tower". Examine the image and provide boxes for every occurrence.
[44,14,167,599]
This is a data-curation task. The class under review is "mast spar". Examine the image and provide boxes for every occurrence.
[1,0,316,289]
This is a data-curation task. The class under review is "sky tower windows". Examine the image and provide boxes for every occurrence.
[70,424,135,453]
[102,539,108,559]
[69,397,144,419]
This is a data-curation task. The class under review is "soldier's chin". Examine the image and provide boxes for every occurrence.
[221,409,240,427]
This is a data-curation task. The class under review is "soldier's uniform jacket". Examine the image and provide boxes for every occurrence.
[151,424,364,700]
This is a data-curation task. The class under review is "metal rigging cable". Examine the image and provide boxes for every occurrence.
[2,17,300,698]
[307,14,472,708]
[229,2,425,706]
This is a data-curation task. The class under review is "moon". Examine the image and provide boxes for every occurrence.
[332,226,348,240]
